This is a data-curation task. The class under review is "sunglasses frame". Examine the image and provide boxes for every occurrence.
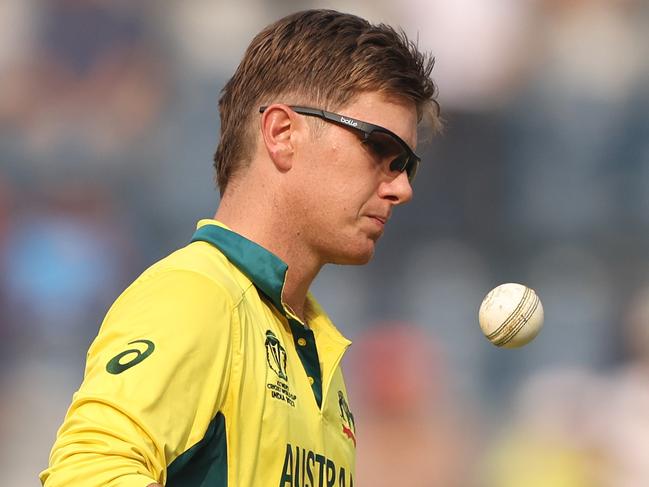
[259,105,419,182]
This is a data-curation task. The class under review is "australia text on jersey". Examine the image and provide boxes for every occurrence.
[279,443,353,487]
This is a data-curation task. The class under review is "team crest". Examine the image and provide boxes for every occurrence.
[265,330,288,381]
[338,391,356,447]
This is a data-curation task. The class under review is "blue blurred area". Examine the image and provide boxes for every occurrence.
[2,0,649,484]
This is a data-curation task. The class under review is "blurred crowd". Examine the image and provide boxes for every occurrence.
[1,0,649,485]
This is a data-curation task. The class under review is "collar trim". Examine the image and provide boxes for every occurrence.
[191,222,287,313]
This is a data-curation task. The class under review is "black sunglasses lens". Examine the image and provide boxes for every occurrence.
[365,132,402,158]
[388,154,408,173]
[389,154,417,183]
[362,130,418,183]
[406,158,418,182]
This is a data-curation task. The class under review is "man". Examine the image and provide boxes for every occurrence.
[40,9,441,487]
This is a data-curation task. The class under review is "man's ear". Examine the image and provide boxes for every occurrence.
[259,104,300,172]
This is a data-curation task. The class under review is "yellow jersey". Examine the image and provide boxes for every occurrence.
[41,219,356,486]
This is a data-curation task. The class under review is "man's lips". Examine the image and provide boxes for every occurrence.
[366,214,388,227]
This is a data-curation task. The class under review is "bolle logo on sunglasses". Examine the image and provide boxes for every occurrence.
[340,116,358,127]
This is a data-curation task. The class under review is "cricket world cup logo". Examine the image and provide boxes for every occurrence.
[338,391,356,447]
[265,330,288,381]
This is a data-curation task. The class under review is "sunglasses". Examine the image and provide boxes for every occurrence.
[259,105,420,183]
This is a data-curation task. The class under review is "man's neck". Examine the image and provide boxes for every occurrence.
[276,245,322,322]
[214,202,321,322]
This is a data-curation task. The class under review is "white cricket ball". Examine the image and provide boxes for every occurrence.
[478,283,544,348]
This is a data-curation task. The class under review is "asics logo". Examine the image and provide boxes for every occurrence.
[340,116,358,127]
[106,339,155,374]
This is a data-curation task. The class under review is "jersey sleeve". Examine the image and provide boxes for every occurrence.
[40,268,236,487]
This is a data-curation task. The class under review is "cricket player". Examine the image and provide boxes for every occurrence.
[40,9,441,486]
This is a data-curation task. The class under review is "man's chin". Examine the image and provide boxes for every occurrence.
[331,244,375,266]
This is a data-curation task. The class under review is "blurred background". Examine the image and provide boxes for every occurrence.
[2,0,649,485]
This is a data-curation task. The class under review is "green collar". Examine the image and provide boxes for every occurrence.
[191,223,287,314]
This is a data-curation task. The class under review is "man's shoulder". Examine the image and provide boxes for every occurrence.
[140,240,250,303]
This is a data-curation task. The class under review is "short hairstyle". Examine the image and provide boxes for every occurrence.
[214,9,441,194]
